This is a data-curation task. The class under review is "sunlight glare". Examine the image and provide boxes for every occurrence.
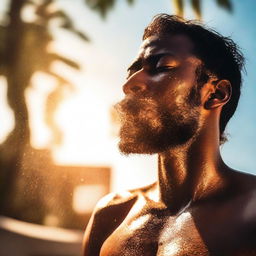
[21,2,37,23]
[26,72,58,148]
[72,184,106,214]
[0,77,14,143]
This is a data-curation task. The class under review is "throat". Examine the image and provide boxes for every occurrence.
[157,146,228,212]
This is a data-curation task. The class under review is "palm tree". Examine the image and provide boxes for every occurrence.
[85,0,135,18]
[0,0,88,213]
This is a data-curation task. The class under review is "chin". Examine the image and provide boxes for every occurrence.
[118,130,177,155]
[118,120,200,155]
[118,140,158,155]
[117,125,164,155]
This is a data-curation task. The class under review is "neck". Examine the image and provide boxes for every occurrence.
[157,116,230,213]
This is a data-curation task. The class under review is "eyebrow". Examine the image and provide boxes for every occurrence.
[127,53,175,72]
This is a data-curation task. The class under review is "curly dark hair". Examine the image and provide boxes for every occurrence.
[143,14,245,144]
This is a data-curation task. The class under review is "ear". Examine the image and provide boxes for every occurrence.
[204,80,232,110]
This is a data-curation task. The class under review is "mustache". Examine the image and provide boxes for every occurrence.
[114,96,159,118]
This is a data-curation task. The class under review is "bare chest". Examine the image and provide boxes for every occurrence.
[100,211,208,256]
[100,206,255,256]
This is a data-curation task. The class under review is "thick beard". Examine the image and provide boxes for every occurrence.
[115,94,200,155]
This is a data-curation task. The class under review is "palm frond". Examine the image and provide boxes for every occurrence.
[85,0,116,18]
[84,0,136,18]
[191,0,201,19]
[46,10,70,20]
[38,10,90,41]
[216,0,233,12]
[70,30,89,41]
[24,0,37,5]
[35,0,55,17]
[126,0,135,5]
[42,69,70,84]
[48,53,80,70]
[172,0,184,17]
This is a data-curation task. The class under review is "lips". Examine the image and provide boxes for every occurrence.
[115,96,164,133]
[116,97,159,117]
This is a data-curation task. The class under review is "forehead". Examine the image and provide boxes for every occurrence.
[138,34,195,59]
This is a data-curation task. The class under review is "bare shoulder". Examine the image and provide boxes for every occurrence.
[239,173,256,250]
[232,170,256,193]
[231,170,256,222]
[95,182,157,210]
[241,173,256,218]
[83,191,137,255]
[95,191,136,209]
[83,183,156,256]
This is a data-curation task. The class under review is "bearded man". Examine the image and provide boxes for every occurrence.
[83,14,256,256]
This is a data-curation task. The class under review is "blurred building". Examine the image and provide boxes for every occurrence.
[5,148,111,230]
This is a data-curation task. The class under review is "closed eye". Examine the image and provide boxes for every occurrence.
[153,65,176,74]
[156,66,175,71]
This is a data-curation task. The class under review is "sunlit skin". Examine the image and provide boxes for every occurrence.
[83,35,256,255]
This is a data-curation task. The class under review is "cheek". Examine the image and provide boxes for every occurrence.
[148,67,197,106]
[150,73,172,87]
[160,80,195,110]
[150,74,178,97]
[178,65,197,86]
[174,68,197,101]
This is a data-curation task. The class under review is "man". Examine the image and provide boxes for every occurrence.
[83,14,256,255]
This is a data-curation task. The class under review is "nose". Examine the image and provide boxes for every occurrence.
[122,74,148,95]
[123,82,147,95]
